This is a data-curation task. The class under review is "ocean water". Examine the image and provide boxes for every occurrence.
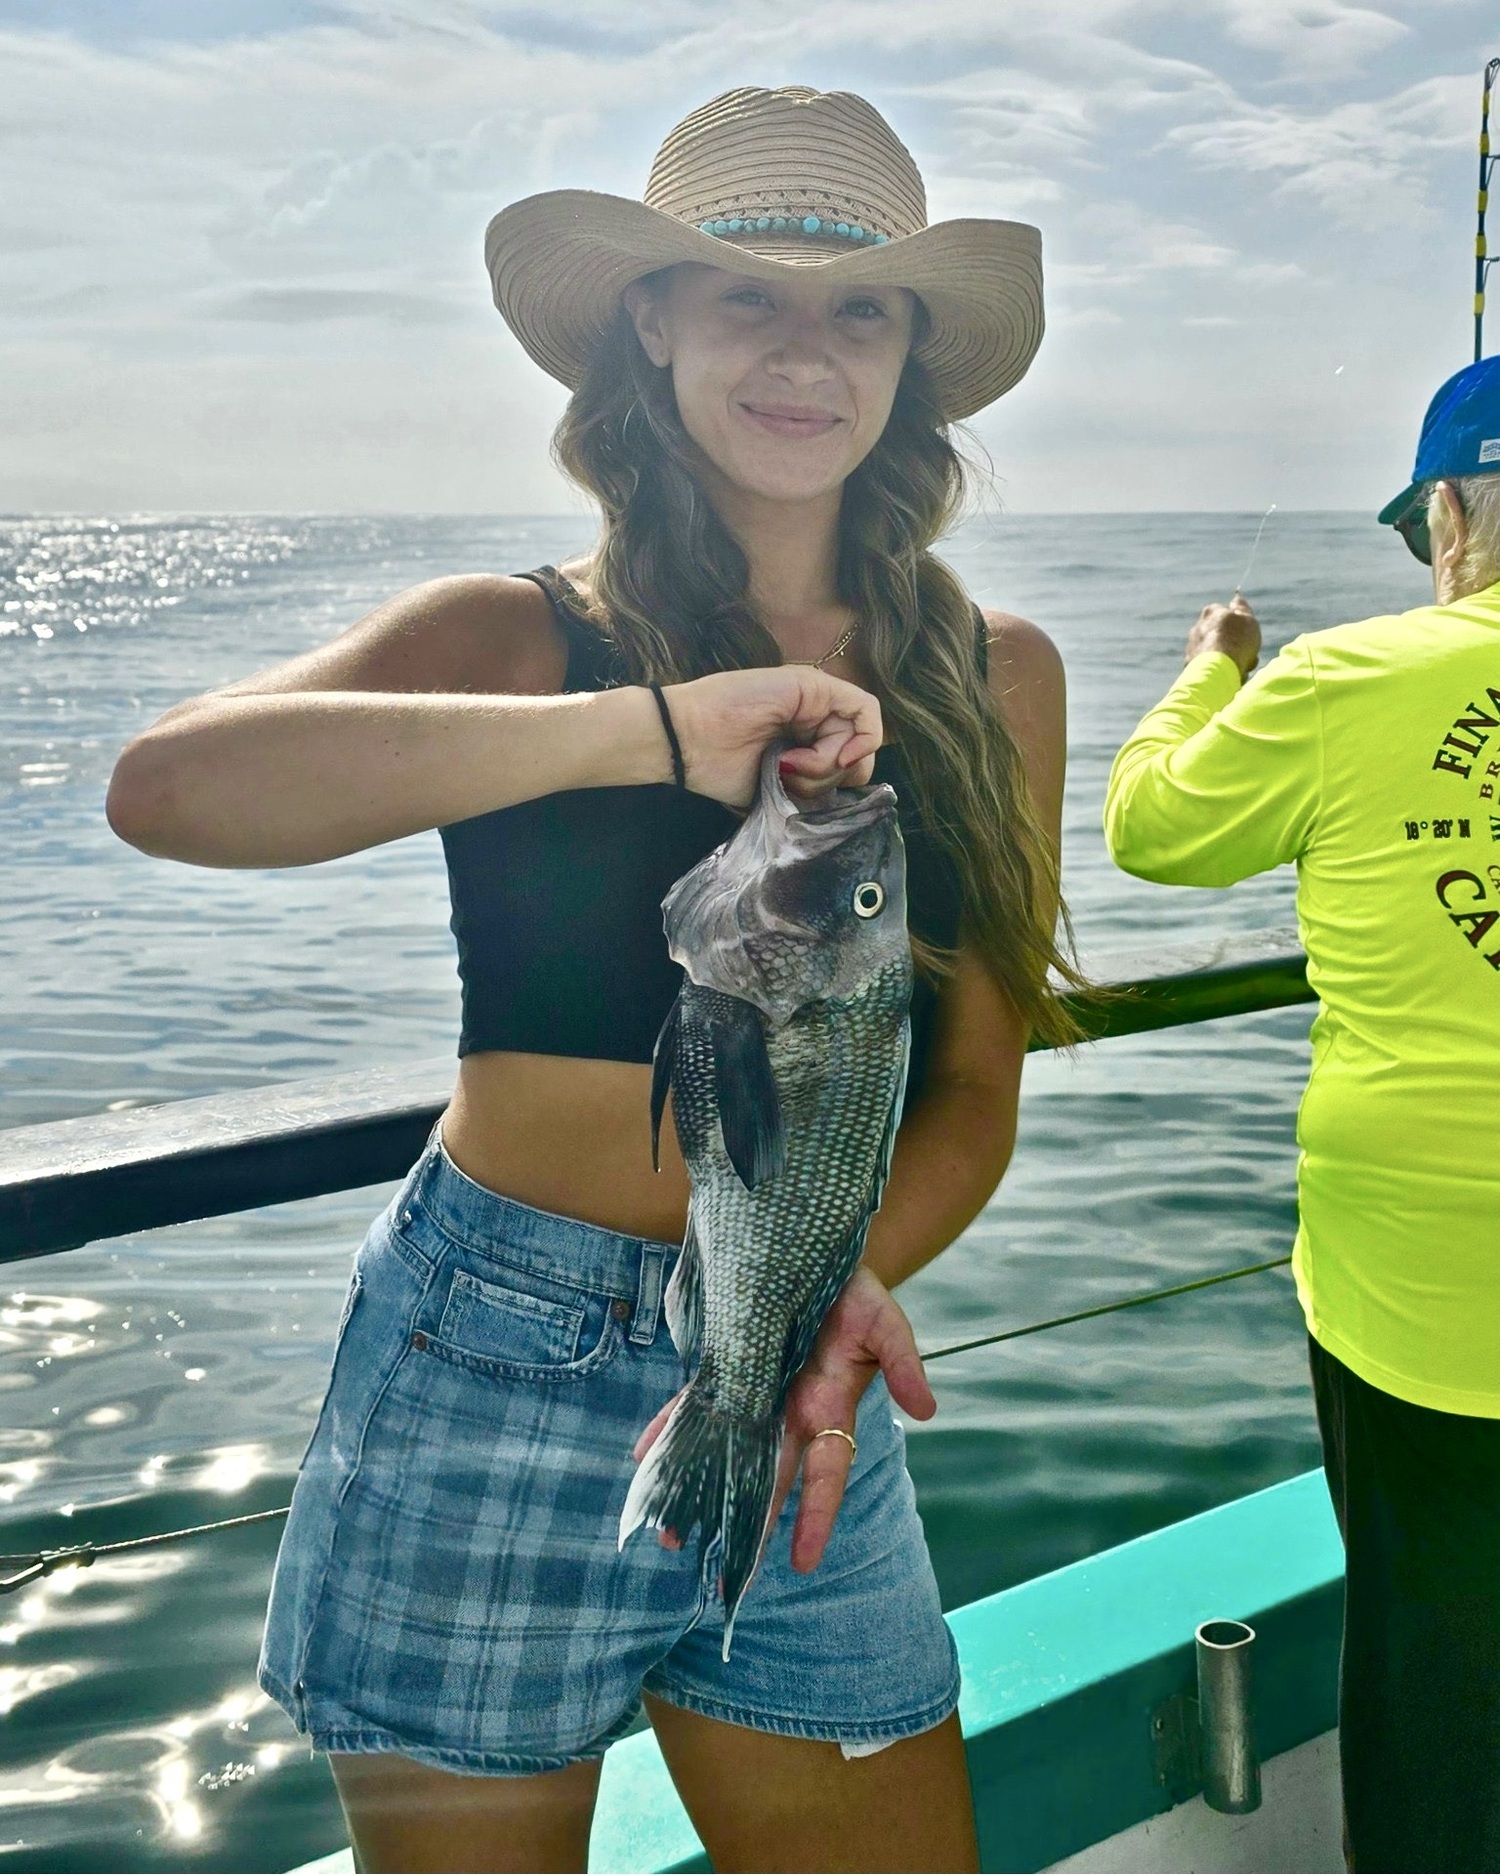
[0,512,1431,1871]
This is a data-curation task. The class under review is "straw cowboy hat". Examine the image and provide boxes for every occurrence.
[485,86,1044,423]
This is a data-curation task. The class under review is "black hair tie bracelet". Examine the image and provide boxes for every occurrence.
[648,683,687,790]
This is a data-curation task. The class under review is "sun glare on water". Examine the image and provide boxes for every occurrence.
[197,1448,265,1495]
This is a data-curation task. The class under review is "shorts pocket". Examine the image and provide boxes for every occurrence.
[441,1266,583,1363]
[421,1262,622,1382]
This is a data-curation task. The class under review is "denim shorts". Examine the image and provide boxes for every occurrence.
[258,1132,959,1774]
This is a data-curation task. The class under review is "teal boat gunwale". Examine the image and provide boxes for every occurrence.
[581,1469,1343,1874]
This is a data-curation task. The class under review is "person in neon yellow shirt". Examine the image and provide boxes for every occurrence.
[1106,355,1500,1874]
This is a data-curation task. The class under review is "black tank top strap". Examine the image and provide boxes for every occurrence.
[973,601,990,682]
[515,565,621,692]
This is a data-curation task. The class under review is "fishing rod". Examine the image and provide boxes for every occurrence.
[1229,60,1500,586]
[1476,57,1500,362]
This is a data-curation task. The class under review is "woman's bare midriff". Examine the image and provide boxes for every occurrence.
[441,1051,692,1244]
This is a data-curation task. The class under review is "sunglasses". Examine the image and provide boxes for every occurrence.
[1394,481,1465,566]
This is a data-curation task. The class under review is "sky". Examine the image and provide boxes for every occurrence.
[2,0,1497,514]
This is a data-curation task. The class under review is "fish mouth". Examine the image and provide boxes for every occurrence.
[749,749,899,940]
[794,782,897,825]
[761,743,897,832]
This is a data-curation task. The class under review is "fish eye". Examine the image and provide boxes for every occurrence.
[852,881,885,918]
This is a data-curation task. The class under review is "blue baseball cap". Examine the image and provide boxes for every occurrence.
[1379,353,1500,530]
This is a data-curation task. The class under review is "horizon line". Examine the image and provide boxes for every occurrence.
[0,507,1381,522]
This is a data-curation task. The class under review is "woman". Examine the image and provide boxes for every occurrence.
[107,86,1072,1874]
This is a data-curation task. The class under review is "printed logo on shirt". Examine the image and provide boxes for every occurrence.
[1435,868,1500,968]
[1480,439,1500,464]
[1431,689,1500,778]
[1403,818,1473,840]
[1423,682,1500,972]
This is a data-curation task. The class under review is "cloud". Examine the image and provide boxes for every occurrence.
[936,75,1099,173]
[1217,0,1408,77]
[1164,72,1474,227]
[0,0,1494,513]
[1060,201,1245,288]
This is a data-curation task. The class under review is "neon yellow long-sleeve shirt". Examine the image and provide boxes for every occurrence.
[1105,586,1500,1416]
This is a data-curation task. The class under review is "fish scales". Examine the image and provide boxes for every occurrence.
[619,747,913,1655]
[674,967,910,1422]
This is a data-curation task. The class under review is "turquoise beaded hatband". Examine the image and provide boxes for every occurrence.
[697,213,890,246]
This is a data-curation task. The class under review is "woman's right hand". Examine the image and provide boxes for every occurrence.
[659,666,884,810]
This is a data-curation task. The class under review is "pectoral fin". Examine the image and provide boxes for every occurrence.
[710,997,785,1190]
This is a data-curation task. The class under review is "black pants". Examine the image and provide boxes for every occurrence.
[1310,1336,1500,1872]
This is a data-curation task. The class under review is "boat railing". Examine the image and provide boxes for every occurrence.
[0,928,1312,1266]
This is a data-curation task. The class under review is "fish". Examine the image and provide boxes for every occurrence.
[618,745,913,1656]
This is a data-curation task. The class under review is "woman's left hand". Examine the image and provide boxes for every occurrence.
[779,1265,936,1572]
[631,1266,936,1572]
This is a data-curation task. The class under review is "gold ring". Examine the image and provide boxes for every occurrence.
[811,1427,858,1462]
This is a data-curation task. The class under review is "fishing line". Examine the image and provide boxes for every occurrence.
[0,1256,1296,1587]
[1234,504,1276,597]
[918,1253,1294,1364]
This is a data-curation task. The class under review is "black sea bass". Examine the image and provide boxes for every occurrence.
[619,746,913,1653]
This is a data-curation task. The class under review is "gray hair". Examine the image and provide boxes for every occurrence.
[1428,472,1500,595]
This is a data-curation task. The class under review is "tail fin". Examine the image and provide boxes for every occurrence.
[618,1381,781,1660]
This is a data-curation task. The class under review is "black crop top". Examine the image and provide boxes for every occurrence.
[440,569,980,1105]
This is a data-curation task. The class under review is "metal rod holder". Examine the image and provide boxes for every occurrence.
[1195,1618,1262,1814]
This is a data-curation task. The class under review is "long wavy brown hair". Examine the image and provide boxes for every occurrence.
[552,291,1079,1044]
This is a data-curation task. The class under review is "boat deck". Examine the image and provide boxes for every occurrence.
[1053,1730,1340,1872]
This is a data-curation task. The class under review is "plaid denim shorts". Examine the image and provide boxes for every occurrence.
[258,1133,959,1774]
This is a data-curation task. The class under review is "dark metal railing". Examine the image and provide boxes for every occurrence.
[0,931,1313,1266]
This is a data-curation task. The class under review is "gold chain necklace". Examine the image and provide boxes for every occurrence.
[791,617,862,670]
